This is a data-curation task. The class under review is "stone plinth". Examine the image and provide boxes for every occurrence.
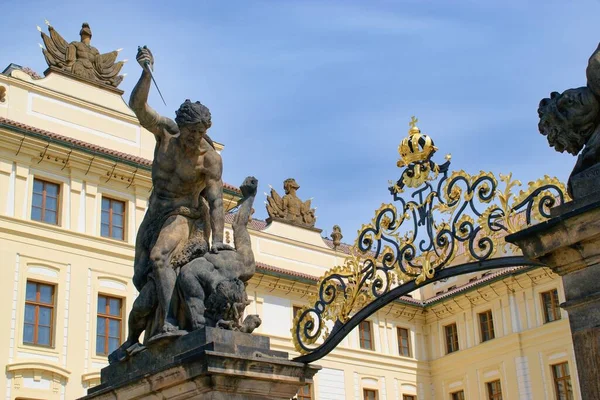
[506,199,600,400]
[80,328,319,400]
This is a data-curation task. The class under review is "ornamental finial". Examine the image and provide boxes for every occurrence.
[408,116,420,135]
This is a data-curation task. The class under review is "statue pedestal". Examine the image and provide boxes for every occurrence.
[80,328,320,400]
[507,198,600,400]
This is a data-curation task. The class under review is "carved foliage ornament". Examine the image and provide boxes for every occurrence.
[38,21,125,88]
[292,117,570,355]
[266,178,316,228]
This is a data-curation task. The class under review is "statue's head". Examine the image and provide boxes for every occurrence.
[538,87,600,155]
[283,178,300,194]
[175,99,212,135]
[79,23,92,44]
[240,176,258,198]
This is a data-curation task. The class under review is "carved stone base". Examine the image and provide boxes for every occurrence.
[80,328,320,400]
[507,199,600,400]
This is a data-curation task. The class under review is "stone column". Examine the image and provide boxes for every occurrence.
[506,199,600,400]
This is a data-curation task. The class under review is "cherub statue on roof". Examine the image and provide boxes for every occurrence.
[38,21,125,88]
[266,178,317,228]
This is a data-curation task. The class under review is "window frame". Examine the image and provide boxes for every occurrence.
[479,310,495,342]
[23,280,55,347]
[101,196,126,241]
[402,395,416,400]
[451,390,465,400]
[444,323,459,354]
[552,362,573,400]
[397,327,411,357]
[295,383,313,400]
[358,320,374,350]
[96,294,124,356]
[541,289,561,323]
[31,178,61,225]
[486,380,502,400]
[363,388,379,400]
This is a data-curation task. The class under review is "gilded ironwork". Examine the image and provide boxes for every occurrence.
[292,118,569,360]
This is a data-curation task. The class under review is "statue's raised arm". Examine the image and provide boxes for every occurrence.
[129,46,178,139]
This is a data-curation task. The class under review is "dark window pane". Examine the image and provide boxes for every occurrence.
[44,210,57,224]
[97,317,106,335]
[112,213,123,228]
[33,179,43,193]
[24,304,35,323]
[109,298,121,316]
[101,224,110,237]
[96,335,105,354]
[109,320,120,337]
[108,337,120,353]
[26,282,37,301]
[112,201,124,214]
[46,183,58,197]
[46,196,58,212]
[31,207,42,221]
[97,296,107,314]
[37,326,50,345]
[102,198,110,211]
[23,323,34,343]
[101,211,110,225]
[39,285,53,303]
[38,306,52,326]
[112,227,123,240]
[32,193,43,208]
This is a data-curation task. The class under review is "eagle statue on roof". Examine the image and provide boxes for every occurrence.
[38,21,125,88]
[266,178,317,228]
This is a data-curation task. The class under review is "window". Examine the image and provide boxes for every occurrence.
[451,391,465,400]
[444,323,459,354]
[359,320,374,350]
[486,380,502,400]
[552,362,573,400]
[403,395,416,400]
[397,327,411,357]
[31,178,60,225]
[363,389,378,400]
[542,289,561,323]
[294,384,312,400]
[96,295,123,355]
[101,197,125,240]
[479,310,495,342]
[23,281,55,346]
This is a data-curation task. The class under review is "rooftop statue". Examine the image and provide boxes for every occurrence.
[108,47,259,363]
[538,42,600,198]
[38,21,125,88]
[266,178,317,228]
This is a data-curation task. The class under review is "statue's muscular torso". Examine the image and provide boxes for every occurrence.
[149,126,221,214]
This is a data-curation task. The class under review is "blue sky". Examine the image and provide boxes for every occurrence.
[1,0,598,243]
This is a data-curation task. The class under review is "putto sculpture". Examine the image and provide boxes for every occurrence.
[538,42,600,198]
[38,21,125,88]
[266,178,317,228]
[109,46,259,363]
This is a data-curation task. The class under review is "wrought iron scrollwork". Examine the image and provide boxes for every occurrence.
[292,117,569,360]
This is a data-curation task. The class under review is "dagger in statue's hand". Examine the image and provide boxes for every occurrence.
[138,46,167,107]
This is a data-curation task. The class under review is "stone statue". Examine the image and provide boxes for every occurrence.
[108,46,234,362]
[538,42,600,198]
[331,225,343,249]
[178,176,261,333]
[38,22,125,88]
[0,86,5,103]
[266,178,317,228]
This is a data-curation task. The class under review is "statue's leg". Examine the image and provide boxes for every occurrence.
[178,259,214,330]
[149,214,191,333]
[108,281,156,363]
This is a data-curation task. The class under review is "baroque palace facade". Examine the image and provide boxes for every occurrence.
[0,57,580,400]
